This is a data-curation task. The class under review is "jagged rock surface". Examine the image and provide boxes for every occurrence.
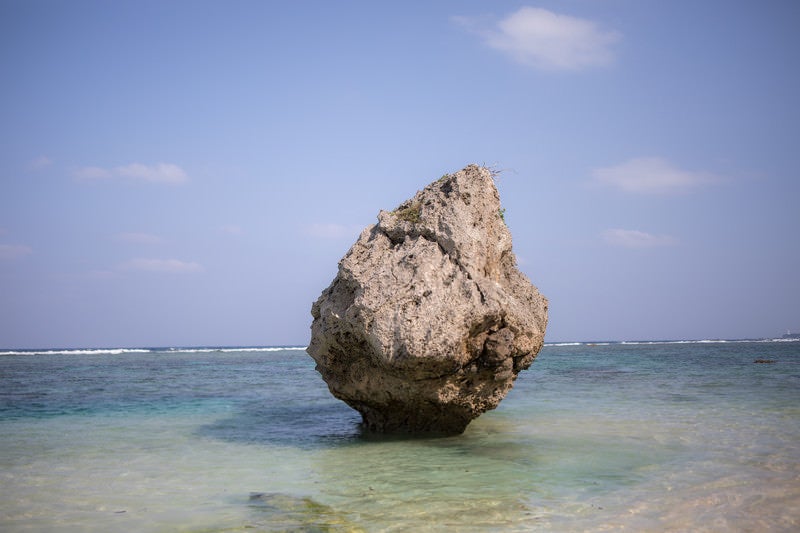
[307,164,548,434]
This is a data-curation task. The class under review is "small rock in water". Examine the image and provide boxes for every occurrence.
[307,164,548,435]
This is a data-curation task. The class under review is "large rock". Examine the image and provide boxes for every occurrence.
[307,164,548,434]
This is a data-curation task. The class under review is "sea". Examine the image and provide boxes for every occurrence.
[1,340,798,532]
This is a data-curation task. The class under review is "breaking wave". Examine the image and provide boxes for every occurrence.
[0,346,308,356]
[544,338,798,348]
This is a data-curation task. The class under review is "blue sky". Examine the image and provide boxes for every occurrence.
[1,1,798,347]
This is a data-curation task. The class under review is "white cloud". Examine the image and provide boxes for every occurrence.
[457,6,621,70]
[120,258,203,273]
[115,232,165,245]
[28,156,52,171]
[0,244,33,260]
[602,228,677,248]
[115,163,188,184]
[593,157,717,195]
[305,223,363,240]
[74,162,188,184]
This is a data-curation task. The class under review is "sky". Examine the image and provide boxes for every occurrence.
[1,0,799,348]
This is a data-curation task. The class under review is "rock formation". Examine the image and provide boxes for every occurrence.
[307,164,548,435]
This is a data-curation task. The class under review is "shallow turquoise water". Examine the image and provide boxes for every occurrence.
[1,342,799,531]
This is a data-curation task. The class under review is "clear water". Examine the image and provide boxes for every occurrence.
[1,342,798,532]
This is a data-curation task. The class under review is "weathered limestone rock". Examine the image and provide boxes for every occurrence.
[307,164,548,434]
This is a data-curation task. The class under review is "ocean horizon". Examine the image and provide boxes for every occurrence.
[2,340,798,531]
[3,336,798,355]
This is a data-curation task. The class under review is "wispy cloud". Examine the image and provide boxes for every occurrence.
[74,162,188,184]
[305,223,363,240]
[120,258,203,273]
[456,6,621,70]
[27,156,52,171]
[114,232,165,245]
[73,166,112,180]
[602,228,677,248]
[0,244,33,260]
[219,224,243,236]
[116,163,187,184]
[593,157,717,195]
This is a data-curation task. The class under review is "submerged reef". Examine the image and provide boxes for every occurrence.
[308,164,548,435]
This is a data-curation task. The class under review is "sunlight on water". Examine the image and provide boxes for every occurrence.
[1,343,799,531]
